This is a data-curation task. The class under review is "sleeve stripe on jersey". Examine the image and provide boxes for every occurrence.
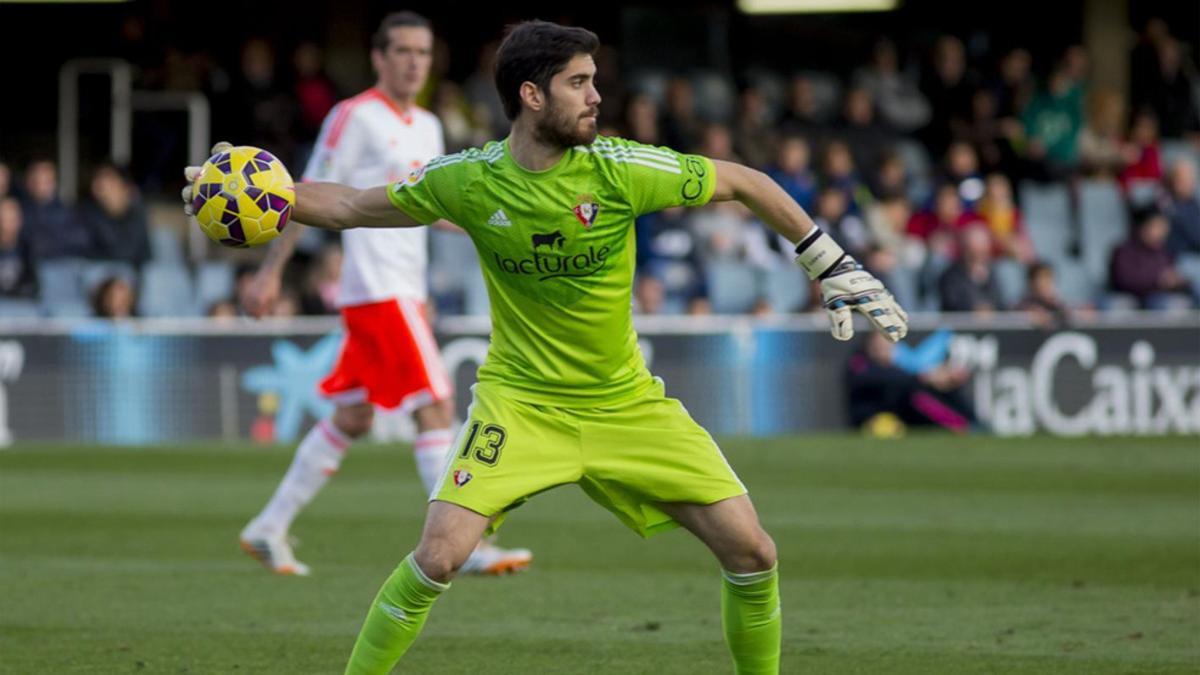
[424,145,503,171]
[323,102,357,148]
[591,140,680,163]
[590,150,682,174]
[583,143,682,169]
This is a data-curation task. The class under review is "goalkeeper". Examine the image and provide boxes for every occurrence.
[185,20,907,675]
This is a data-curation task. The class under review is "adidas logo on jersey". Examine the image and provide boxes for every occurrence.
[488,209,512,227]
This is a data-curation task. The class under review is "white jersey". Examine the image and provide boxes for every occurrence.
[304,88,444,306]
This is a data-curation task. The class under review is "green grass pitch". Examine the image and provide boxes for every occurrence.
[1,435,1197,674]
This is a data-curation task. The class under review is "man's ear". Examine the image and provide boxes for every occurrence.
[519,81,545,113]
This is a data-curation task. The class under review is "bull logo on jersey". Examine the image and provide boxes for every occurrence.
[573,194,599,228]
[531,230,566,251]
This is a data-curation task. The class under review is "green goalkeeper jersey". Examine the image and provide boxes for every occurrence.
[386,136,716,406]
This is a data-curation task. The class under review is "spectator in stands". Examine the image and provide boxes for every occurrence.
[813,186,871,259]
[1131,29,1200,139]
[208,299,238,320]
[1118,109,1164,200]
[0,197,37,299]
[976,173,1034,263]
[990,47,1035,121]
[942,141,985,208]
[690,200,756,262]
[779,73,829,143]
[698,123,740,163]
[938,224,1005,314]
[1163,159,1200,255]
[233,263,262,316]
[300,243,341,315]
[846,331,976,433]
[663,77,702,152]
[1078,89,1129,178]
[853,37,930,134]
[958,89,1017,176]
[624,92,662,146]
[821,139,869,214]
[837,85,894,179]
[435,82,487,153]
[767,135,817,212]
[292,42,339,142]
[21,159,92,260]
[1021,63,1083,179]
[1016,261,1072,328]
[636,207,708,314]
[920,35,975,156]
[869,150,909,202]
[1109,209,1194,309]
[90,276,136,319]
[226,38,296,165]
[907,183,982,259]
[865,194,923,271]
[734,86,776,170]
[272,290,301,318]
[462,41,508,139]
[81,163,150,270]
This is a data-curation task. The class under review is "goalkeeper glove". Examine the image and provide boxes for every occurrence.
[793,228,908,342]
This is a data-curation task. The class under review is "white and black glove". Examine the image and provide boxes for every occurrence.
[180,141,233,217]
[794,228,909,342]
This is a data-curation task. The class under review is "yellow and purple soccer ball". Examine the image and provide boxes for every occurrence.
[190,146,295,248]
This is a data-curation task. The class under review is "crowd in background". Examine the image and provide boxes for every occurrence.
[1,16,1199,322]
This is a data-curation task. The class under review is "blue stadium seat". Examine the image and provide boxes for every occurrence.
[149,227,185,264]
[1020,181,1072,265]
[706,260,758,314]
[194,260,235,314]
[992,259,1027,308]
[138,262,196,317]
[0,298,42,318]
[692,70,735,123]
[763,265,808,313]
[463,267,490,316]
[36,258,88,316]
[1054,259,1095,307]
[883,265,919,312]
[1078,179,1129,286]
[1177,253,1200,299]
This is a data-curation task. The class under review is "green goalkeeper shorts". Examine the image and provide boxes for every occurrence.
[431,379,747,538]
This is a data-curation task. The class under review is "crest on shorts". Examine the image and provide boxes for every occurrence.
[573,194,599,228]
[453,470,473,487]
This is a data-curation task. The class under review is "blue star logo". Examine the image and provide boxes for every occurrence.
[241,332,343,442]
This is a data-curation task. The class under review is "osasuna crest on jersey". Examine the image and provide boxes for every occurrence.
[453,470,473,487]
[573,194,599,228]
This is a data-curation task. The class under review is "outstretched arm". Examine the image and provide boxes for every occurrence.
[710,159,815,244]
[290,182,421,231]
[182,143,421,233]
[710,159,908,342]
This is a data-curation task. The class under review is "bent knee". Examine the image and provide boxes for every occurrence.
[413,540,470,583]
[726,531,778,574]
[332,404,374,438]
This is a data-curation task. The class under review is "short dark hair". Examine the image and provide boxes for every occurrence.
[371,11,431,52]
[493,20,600,121]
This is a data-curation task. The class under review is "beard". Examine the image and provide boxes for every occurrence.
[534,96,598,149]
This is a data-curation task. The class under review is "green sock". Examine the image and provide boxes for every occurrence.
[344,553,449,675]
[721,565,781,675]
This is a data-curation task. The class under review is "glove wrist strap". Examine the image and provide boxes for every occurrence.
[793,228,847,281]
